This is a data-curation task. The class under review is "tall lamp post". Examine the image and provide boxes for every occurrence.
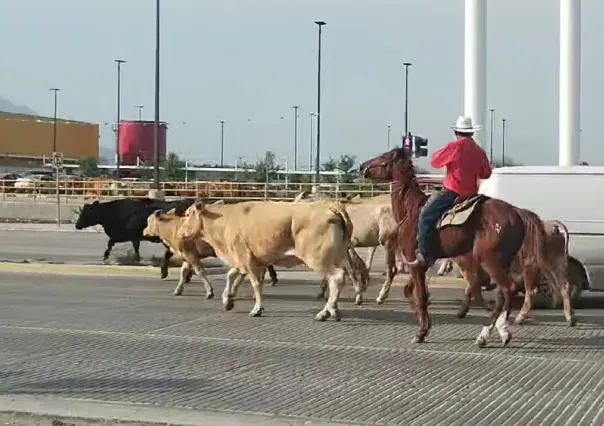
[501,117,507,166]
[309,112,316,171]
[219,120,225,167]
[292,105,299,171]
[153,0,161,190]
[114,59,126,178]
[135,105,144,121]
[49,88,59,153]
[387,124,392,150]
[314,20,326,186]
[489,108,495,163]
[403,62,412,137]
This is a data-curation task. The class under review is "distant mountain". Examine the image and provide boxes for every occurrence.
[0,97,38,115]
[99,146,116,164]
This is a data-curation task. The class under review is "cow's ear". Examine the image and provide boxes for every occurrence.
[166,208,176,215]
[194,202,205,211]
[93,200,99,205]
[153,209,162,217]
[212,199,224,205]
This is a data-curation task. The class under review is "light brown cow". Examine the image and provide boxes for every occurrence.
[143,208,217,299]
[178,200,357,320]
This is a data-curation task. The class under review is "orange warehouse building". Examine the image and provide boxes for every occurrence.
[0,111,99,161]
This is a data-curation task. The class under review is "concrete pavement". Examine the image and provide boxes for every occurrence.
[1,271,603,425]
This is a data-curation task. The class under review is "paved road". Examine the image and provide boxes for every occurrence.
[1,270,603,425]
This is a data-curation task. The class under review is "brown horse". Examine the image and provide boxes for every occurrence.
[360,147,527,346]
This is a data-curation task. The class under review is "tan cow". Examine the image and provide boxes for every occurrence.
[294,191,403,304]
[178,200,356,320]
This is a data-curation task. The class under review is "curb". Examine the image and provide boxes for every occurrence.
[0,262,467,288]
[0,263,227,278]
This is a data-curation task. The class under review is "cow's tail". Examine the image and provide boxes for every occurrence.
[327,202,354,242]
[327,202,369,288]
[518,209,565,295]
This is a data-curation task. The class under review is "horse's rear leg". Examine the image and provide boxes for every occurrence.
[514,266,538,325]
[476,263,513,347]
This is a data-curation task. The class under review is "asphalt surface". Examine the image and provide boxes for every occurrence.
[1,269,604,426]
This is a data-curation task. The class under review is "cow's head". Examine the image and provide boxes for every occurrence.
[143,209,170,237]
[74,200,102,230]
[178,202,207,240]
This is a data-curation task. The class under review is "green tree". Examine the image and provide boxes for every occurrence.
[252,151,281,182]
[163,152,187,181]
[79,156,99,177]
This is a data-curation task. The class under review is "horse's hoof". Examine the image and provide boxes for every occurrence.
[376,298,384,305]
[514,316,526,325]
[456,309,468,319]
[315,311,330,321]
[205,292,214,300]
[223,298,235,311]
[249,308,264,317]
[502,332,512,346]
[568,316,577,327]
[475,337,487,348]
[412,334,426,344]
[354,297,363,306]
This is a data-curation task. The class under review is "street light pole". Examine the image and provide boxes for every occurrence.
[219,120,225,167]
[49,88,59,153]
[403,62,412,137]
[292,105,299,171]
[501,118,507,166]
[314,20,326,186]
[387,124,391,150]
[153,0,161,190]
[309,112,315,171]
[115,59,126,179]
[489,108,495,163]
[135,105,144,121]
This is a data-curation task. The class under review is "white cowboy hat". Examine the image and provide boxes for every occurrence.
[451,115,481,133]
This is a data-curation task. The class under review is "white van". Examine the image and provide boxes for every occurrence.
[478,165,604,294]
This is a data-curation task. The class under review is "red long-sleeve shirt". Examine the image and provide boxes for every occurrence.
[430,136,492,197]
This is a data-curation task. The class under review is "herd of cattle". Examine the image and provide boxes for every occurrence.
[73,190,575,343]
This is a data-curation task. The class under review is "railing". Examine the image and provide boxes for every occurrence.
[0,178,444,202]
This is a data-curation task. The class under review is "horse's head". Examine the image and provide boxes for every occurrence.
[359,147,415,183]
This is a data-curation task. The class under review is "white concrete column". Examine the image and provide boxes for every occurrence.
[559,0,581,166]
[464,0,487,149]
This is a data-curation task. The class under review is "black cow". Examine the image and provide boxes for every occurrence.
[74,197,198,278]
[74,197,280,284]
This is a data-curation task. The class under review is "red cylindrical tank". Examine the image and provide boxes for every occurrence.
[118,120,167,166]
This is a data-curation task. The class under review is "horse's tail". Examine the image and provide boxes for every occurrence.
[517,209,566,295]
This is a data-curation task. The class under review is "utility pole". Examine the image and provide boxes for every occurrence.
[387,124,392,150]
[135,105,144,121]
[292,105,299,170]
[153,0,161,190]
[309,112,315,171]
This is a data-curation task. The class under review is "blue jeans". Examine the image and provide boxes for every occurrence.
[417,189,459,258]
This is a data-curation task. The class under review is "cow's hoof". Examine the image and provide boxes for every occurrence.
[475,337,487,348]
[376,298,384,305]
[160,269,168,280]
[270,279,279,286]
[514,315,526,325]
[354,295,363,306]
[205,292,214,300]
[332,310,342,321]
[568,316,577,327]
[412,334,426,344]
[172,289,183,296]
[249,308,264,317]
[223,298,235,311]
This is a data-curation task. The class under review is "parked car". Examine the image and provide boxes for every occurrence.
[14,174,55,193]
[0,173,22,193]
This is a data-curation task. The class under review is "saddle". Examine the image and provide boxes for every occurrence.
[436,194,489,229]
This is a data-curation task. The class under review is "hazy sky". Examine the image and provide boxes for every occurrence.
[1,0,602,170]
